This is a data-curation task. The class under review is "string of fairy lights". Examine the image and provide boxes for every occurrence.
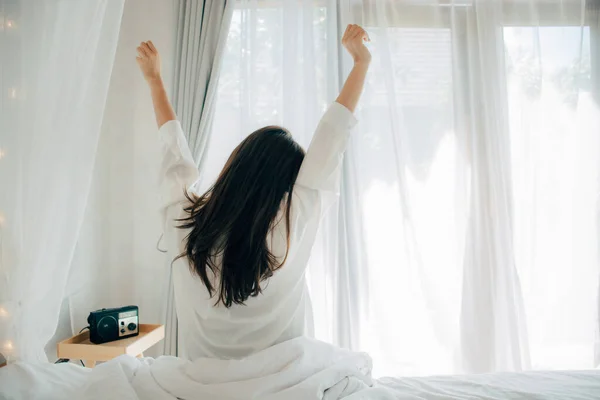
[1,3,18,361]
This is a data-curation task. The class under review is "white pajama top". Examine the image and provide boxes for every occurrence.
[159,102,357,360]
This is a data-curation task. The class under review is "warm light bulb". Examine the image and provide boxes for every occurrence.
[9,88,17,99]
[3,341,13,351]
[0,307,7,317]
[0,147,5,159]
[6,20,14,28]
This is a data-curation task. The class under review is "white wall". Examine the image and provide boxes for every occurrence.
[46,0,179,359]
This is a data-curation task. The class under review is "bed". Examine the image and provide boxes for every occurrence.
[1,338,599,399]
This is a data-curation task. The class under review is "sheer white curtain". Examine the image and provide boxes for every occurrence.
[340,0,599,376]
[203,0,338,189]
[209,0,600,377]
[0,1,124,362]
[64,0,179,359]
[505,2,600,370]
[335,1,472,375]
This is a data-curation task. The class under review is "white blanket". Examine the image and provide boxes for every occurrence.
[0,337,391,400]
[2,338,600,400]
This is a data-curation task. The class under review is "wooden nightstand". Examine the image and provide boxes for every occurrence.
[57,324,164,368]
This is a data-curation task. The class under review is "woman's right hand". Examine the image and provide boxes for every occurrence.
[136,40,161,83]
[335,25,371,113]
[342,24,371,65]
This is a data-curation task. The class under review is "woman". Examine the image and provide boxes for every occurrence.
[136,24,371,360]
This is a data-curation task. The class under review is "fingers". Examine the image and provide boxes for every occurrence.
[137,45,148,58]
[343,24,369,42]
[136,41,157,58]
[342,25,356,45]
[344,24,360,38]
[142,41,152,54]
[352,26,365,40]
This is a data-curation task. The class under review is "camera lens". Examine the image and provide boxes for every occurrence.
[128,323,137,331]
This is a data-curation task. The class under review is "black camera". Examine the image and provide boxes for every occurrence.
[87,305,139,344]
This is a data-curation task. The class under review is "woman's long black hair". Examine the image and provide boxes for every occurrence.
[176,126,305,308]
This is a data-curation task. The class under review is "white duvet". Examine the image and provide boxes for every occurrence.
[1,337,600,400]
[0,337,390,400]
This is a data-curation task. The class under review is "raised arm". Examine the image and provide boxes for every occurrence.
[136,41,176,128]
[294,25,370,196]
[335,25,371,113]
[136,41,199,216]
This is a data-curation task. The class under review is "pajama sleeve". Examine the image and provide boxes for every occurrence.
[294,102,358,198]
[287,102,357,245]
[158,120,200,213]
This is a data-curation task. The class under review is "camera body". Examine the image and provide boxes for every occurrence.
[87,305,139,344]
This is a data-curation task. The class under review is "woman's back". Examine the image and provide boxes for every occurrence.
[160,103,357,359]
[169,195,311,359]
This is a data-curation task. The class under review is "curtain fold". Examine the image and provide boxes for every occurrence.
[453,2,530,373]
[591,0,600,103]
[0,0,124,362]
[173,0,234,169]
[587,0,600,367]
[163,0,234,356]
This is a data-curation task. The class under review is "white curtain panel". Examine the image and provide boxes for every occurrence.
[173,0,234,171]
[210,0,600,377]
[0,1,124,362]
[341,0,599,376]
[64,0,179,359]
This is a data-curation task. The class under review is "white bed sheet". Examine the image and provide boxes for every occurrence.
[379,370,600,399]
[1,338,599,400]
